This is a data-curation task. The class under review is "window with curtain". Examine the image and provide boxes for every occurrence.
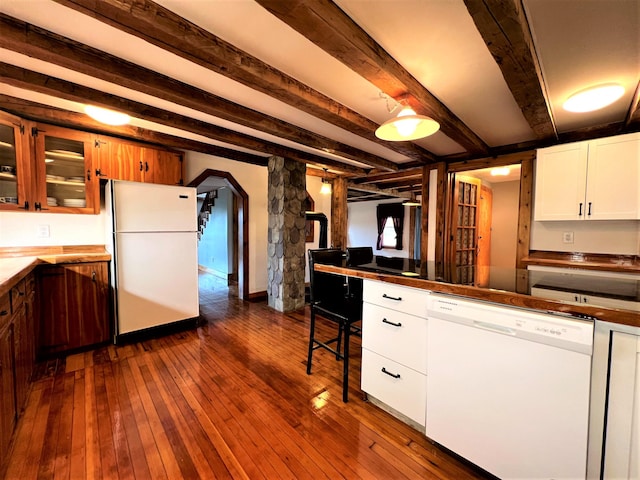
[376,203,404,250]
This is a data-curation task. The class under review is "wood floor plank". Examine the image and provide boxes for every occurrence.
[3,274,491,480]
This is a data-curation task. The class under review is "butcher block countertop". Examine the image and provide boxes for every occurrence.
[0,245,111,298]
[522,251,640,273]
[316,259,640,329]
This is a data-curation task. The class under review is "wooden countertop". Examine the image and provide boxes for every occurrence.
[0,245,111,298]
[316,263,640,329]
[522,251,640,274]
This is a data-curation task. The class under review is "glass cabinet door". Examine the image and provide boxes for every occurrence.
[0,114,28,211]
[35,125,97,213]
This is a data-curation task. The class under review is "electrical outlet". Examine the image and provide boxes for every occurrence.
[562,231,574,244]
[37,224,50,238]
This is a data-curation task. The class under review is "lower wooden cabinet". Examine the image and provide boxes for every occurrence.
[0,320,16,459]
[0,273,36,464]
[38,262,110,357]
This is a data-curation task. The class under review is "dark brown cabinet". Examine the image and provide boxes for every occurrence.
[0,320,15,459]
[11,276,34,416]
[0,273,36,463]
[38,262,110,357]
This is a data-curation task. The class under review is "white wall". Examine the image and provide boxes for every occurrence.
[530,220,639,255]
[0,210,105,247]
[348,199,411,258]
[490,180,520,268]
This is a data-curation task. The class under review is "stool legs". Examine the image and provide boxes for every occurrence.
[342,322,350,402]
[306,309,316,374]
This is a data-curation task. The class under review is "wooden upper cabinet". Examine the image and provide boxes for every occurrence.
[0,111,32,212]
[33,124,99,214]
[96,137,183,186]
[143,148,184,185]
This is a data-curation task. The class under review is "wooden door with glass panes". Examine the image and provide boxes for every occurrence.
[0,111,31,211]
[33,125,98,213]
[450,175,481,285]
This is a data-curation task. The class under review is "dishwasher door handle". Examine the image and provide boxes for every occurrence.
[473,320,516,336]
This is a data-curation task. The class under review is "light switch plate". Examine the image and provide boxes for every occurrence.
[562,231,574,244]
[37,224,50,238]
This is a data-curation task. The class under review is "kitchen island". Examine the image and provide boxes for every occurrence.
[315,256,639,479]
[315,256,640,327]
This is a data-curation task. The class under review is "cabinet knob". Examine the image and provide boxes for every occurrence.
[578,203,583,216]
[0,310,8,316]
[587,202,592,216]
[92,271,97,282]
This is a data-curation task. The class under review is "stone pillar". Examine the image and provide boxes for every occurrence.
[267,156,307,312]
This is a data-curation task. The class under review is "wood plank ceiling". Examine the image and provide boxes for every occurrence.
[0,0,638,202]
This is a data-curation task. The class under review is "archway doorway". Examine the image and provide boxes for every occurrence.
[189,169,249,301]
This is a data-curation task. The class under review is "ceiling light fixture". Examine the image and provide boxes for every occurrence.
[490,166,510,176]
[320,168,332,195]
[375,94,440,141]
[563,83,625,113]
[402,184,421,206]
[84,105,131,126]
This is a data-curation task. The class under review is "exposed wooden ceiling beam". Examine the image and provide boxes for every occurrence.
[0,13,398,173]
[351,168,424,185]
[255,0,490,156]
[0,63,367,175]
[347,182,412,200]
[52,0,437,164]
[463,0,557,141]
[0,94,269,166]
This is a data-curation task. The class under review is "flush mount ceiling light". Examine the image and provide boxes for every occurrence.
[320,168,332,195]
[490,166,510,176]
[84,105,131,126]
[563,83,625,113]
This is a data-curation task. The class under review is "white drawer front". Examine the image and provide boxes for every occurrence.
[362,279,429,318]
[362,302,427,374]
[361,348,427,426]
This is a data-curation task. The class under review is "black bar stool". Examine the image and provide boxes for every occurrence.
[307,249,362,402]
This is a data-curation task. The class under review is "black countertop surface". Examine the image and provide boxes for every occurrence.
[350,256,640,305]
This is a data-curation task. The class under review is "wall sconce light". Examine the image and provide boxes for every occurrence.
[375,93,440,141]
[320,168,332,195]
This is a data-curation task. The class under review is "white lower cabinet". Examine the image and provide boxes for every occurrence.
[603,331,640,479]
[361,349,427,426]
[361,280,429,428]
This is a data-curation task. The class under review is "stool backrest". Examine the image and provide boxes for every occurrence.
[346,246,373,266]
[308,249,346,304]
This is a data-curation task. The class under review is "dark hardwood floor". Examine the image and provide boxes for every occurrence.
[3,273,489,479]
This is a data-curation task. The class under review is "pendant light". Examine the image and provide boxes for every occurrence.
[402,183,421,206]
[375,105,440,141]
[320,168,332,195]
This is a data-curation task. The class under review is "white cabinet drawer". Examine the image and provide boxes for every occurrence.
[362,279,429,318]
[362,302,428,374]
[361,348,427,426]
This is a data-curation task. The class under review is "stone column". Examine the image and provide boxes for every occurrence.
[267,156,307,312]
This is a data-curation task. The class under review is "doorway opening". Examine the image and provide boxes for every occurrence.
[189,169,249,301]
[445,164,521,288]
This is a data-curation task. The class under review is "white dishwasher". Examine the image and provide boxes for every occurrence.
[426,294,594,480]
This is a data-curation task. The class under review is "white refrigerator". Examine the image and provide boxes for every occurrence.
[105,180,199,340]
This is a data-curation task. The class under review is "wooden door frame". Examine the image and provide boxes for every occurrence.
[440,151,534,279]
[189,169,249,301]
